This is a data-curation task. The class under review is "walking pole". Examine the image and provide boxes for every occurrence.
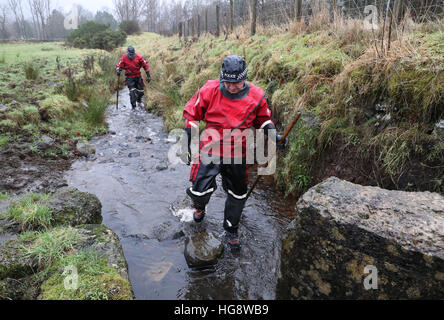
[116,74,120,110]
[245,111,302,201]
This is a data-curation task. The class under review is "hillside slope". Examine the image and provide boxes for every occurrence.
[129,21,443,197]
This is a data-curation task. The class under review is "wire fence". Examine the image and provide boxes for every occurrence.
[176,0,443,37]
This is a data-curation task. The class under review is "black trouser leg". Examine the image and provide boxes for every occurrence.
[186,161,220,211]
[221,163,248,233]
[135,77,144,102]
[127,77,143,108]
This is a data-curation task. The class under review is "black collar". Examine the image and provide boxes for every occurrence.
[219,81,250,100]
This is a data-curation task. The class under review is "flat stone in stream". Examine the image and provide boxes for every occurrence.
[128,152,140,158]
[184,232,224,268]
[277,177,444,299]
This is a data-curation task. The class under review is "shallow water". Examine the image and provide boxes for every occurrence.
[65,87,293,299]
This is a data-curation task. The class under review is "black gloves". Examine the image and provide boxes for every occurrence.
[276,134,289,151]
[182,128,191,165]
[145,70,151,83]
[116,69,121,76]
[263,123,289,152]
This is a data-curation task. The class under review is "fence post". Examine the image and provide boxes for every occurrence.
[250,0,257,36]
[393,0,405,23]
[216,5,220,37]
[294,0,302,21]
[198,15,201,37]
[230,0,234,32]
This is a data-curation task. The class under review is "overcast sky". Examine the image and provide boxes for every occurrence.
[53,0,115,14]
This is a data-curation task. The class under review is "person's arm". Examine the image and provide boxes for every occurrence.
[182,87,208,164]
[140,57,150,82]
[116,56,125,75]
[253,98,288,151]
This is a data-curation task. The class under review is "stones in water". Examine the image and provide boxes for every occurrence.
[128,152,140,158]
[76,142,96,156]
[135,136,151,143]
[155,163,168,171]
[277,177,444,299]
[184,232,224,268]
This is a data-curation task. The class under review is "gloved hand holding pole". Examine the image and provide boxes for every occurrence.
[245,111,302,201]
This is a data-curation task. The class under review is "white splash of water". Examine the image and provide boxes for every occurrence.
[173,208,194,223]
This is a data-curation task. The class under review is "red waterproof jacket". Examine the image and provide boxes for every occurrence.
[183,79,274,158]
[116,53,150,78]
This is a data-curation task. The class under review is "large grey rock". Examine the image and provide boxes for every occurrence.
[76,142,96,156]
[277,177,444,299]
[1,188,102,231]
[0,104,7,112]
[0,240,35,279]
[184,232,224,268]
[0,224,134,300]
[47,187,102,227]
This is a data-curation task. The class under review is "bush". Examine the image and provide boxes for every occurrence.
[24,62,39,80]
[66,21,127,51]
[119,20,141,35]
[83,94,108,126]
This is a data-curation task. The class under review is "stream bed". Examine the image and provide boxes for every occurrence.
[65,87,293,299]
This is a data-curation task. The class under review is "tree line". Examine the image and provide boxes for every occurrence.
[0,0,442,41]
[0,0,118,41]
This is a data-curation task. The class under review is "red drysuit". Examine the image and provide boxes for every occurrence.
[183,79,274,159]
[116,53,150,78]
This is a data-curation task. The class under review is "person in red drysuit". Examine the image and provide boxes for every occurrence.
[116,46,151,109]
[182,55,288,250]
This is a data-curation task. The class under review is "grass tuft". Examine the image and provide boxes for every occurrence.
[23,62,39,80]
[3,193,52,231]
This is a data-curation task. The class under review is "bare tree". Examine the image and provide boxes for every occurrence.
[0,4,9,40]
[143,0,158,32]
[9,0,27,39]
[114,0,143,22]
[28,0,52,40]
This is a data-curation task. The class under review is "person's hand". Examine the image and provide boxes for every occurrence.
[276,134,289,151]
[179,128,192,165]
[145,70,151,83]
[116,70,121,76]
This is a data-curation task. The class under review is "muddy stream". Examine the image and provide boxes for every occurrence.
[65,88,295,299]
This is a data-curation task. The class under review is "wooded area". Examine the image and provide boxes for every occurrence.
[0,0,442,41]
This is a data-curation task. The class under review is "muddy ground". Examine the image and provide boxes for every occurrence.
[0,129,78,194]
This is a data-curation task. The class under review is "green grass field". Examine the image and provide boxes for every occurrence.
[0,41,118,146]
